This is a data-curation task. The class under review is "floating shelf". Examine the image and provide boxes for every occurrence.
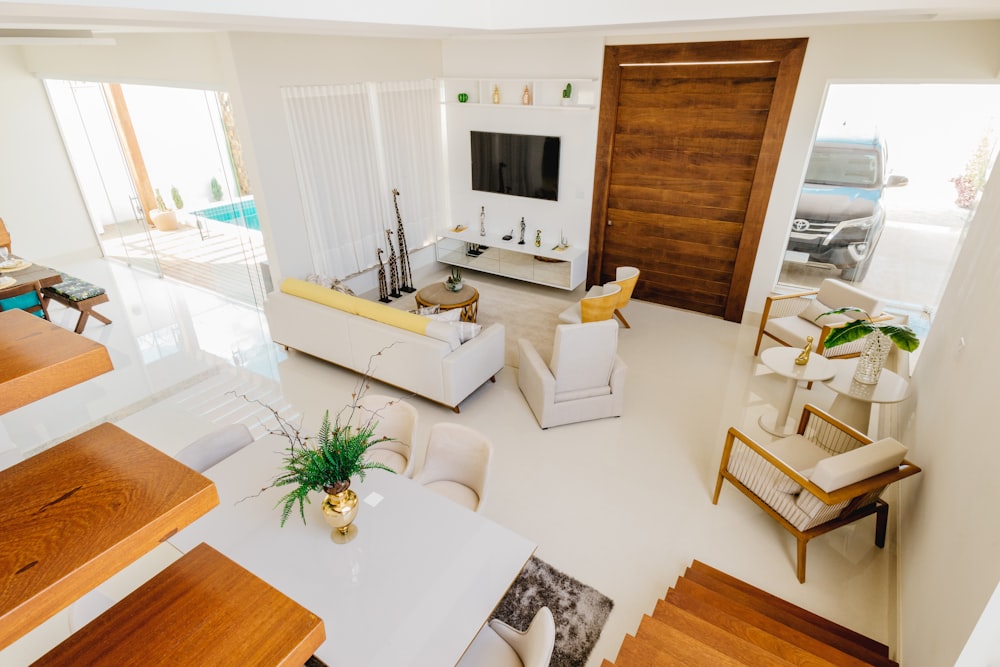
[442,77,597,110]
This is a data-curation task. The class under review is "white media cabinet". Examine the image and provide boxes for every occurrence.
[436,227,586,290]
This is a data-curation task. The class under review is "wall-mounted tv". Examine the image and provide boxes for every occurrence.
[470,130,560,201]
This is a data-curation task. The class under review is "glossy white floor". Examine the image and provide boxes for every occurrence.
[1,256,898,666]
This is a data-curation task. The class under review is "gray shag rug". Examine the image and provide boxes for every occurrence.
[492,556,614,667]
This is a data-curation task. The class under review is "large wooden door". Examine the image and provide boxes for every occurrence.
[588,39,807,321]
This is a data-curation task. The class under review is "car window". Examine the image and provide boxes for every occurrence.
[804,147,880,187]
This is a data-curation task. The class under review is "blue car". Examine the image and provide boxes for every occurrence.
[785,131,908,281]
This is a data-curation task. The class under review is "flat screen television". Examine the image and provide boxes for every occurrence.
[470,131,560,201]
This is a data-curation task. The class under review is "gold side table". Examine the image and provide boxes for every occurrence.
[414,283,479,322]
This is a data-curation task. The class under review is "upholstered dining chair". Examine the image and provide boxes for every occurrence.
[352,393,419,477]
[0,281,49,319]
[754,278,891,359]
[174,423,254,473]
[412,422,492,512]
[608,266,639,328]
[558,283,621,324]
[518,320,626,429]
[457,606,556,667]
[0,216,10,254]
[713,403,921,583]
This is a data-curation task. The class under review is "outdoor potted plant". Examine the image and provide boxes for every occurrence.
[149,187,178,231]
[258,386,396,535]
[819,307,920,384]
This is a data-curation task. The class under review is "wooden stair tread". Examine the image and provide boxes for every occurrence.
[683,566,896,667]
[636,613,763,666]
[650,600,796,667]
[671,578,873,667]
[690,560,891,658]
[31,543,325,666]
[615,634,690,667]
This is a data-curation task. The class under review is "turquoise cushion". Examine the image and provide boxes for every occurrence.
[0,292,43,316]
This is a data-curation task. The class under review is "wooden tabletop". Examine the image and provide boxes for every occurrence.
[0,309,113,414]
[0,260,62,291]
[32,543,325,667]
[0,423,219,650]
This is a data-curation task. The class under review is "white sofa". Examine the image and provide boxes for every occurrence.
[264,278,505,411]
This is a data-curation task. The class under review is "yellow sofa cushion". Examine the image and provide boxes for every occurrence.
[280,278,429,335]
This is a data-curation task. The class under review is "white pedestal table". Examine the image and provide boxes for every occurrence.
[759,346,837,436]
[824,359,911,433]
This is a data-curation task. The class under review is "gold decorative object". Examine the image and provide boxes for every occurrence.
[322,485,359,540]
[794,336,813,365]
[521,85,532,105]
[492,84,500,104]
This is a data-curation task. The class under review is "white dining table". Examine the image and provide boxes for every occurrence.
[170,434,536,666]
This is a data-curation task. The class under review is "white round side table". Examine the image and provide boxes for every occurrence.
[824,359,910,433]
[759,347,837,436]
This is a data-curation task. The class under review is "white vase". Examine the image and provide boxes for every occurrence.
[854,330,893,384]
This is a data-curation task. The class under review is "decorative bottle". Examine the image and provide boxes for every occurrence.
[521,85,532,105]
[535,230,541,248]
[492,85,500,104]
[479,206,486,236]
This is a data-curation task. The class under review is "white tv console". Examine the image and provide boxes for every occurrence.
[436,227,586,290]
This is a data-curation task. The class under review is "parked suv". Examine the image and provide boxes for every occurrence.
[785,131,908,281]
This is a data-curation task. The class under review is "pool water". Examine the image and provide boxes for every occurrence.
[194,198,260,231]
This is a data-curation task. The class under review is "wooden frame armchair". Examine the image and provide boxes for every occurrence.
[754,278,893,359]
[713,404,921,582]
[0,281,49,320]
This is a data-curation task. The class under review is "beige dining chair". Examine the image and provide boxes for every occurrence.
[458,606,556,667]
[352,393,419,477]
[413,422,492,512]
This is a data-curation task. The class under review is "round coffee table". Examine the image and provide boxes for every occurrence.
[414,283,479,322]
[759,347,837,436]
[824,359,910,433]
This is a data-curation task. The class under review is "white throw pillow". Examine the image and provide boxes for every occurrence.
[428,308,462,322]
[411,305,440,315]
[809,437,908,493]
[451,321,482,343]
[798,299,852,327]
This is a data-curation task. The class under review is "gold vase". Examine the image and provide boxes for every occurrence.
[321,485,359,537]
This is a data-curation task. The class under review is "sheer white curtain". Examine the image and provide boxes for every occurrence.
[281,79,442,278]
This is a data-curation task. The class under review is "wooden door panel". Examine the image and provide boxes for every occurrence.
[589,39,807,321]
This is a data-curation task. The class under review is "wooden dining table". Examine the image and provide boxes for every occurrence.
[0,258,62,294]
[0,309,113,414]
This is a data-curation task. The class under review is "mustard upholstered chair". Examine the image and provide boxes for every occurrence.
[754,278,890,359]
[609,266,640,328]
[713,403,921,583]
[0,217,10,255]
[413,423,492,512]
[458,606,556,667]
[353,393,419,477]
[558,282,621,324]
[518,320,626,429]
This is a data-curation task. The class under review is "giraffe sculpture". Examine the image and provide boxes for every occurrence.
[386,229,401,298]
[376,248,390,303]
[392,188,415,293]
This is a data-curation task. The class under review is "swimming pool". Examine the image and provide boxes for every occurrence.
[194,198,260,231]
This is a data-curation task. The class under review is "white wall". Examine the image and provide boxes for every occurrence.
[896,154,1000,665]
[442,36,603,255]
[0,47,97,261]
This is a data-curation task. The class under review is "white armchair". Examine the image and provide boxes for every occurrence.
[517,320,626,429]
[458,607,556,667]
[352,394,419,477]
[754,278,889,358]
[413,423,492,512]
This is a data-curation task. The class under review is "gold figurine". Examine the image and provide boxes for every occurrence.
[794,336,813,365]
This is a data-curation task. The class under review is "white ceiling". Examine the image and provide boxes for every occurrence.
[0,0,999,41]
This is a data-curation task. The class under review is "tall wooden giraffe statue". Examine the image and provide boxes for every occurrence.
[376,248,390,303]
[392,188,415,293]
[386,229,401,298]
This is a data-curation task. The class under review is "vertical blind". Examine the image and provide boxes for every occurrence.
[281,79,443,278]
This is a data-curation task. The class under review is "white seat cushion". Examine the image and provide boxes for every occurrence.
[765,315,823,350]
[459,625,522,667]
[809,437,908,492]
[423,480,480,511]
[742,435,831,495]
[364,448,408,475]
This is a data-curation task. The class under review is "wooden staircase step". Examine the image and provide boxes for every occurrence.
[670,578,873,667]
[683,565,896,667]
[634,614,749,666]
[613,634,690,667]
[650,600,795,667]
[690,560,891,659]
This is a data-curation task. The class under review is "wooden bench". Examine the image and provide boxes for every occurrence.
[41,275,112,334]
[32,543,326,666]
